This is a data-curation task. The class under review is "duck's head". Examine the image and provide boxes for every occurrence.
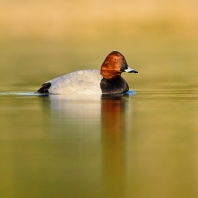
[100,51,138,79]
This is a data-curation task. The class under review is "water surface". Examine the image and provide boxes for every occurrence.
[0,88,198,198]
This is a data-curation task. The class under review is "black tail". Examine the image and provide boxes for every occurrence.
[37,82,51,94]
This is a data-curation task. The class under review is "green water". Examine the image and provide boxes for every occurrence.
[0,25,198,197]
[0,88,198,198]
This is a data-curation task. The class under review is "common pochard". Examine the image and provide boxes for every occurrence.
[37,51,138,94]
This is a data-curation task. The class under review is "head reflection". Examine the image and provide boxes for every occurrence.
[101,93,129,140]
[101,94,131,190]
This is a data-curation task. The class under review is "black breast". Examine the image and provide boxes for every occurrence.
[100,76,129,94]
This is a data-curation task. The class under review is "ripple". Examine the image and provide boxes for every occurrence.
[0,92,47,96]
[0,90,136,97]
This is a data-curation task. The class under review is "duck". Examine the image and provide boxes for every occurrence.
[37,51,138,95]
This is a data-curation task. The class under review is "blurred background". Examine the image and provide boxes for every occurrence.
[1,0,198,90]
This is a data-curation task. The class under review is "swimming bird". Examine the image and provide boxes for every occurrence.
[37,51,138,94]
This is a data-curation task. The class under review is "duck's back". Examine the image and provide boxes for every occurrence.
[43,69,102,94]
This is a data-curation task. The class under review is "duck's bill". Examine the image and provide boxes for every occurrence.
[124,66,138,73]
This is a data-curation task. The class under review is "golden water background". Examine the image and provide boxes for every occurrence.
[0,1,198,198]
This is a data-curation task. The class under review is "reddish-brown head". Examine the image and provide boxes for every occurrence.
[100,51,138,79]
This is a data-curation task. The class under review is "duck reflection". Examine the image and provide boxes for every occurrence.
[46,94,102,139]
[40,93,133,195]
[101,94,131,192]
[45,94,131,140]
[101,93,129,140]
